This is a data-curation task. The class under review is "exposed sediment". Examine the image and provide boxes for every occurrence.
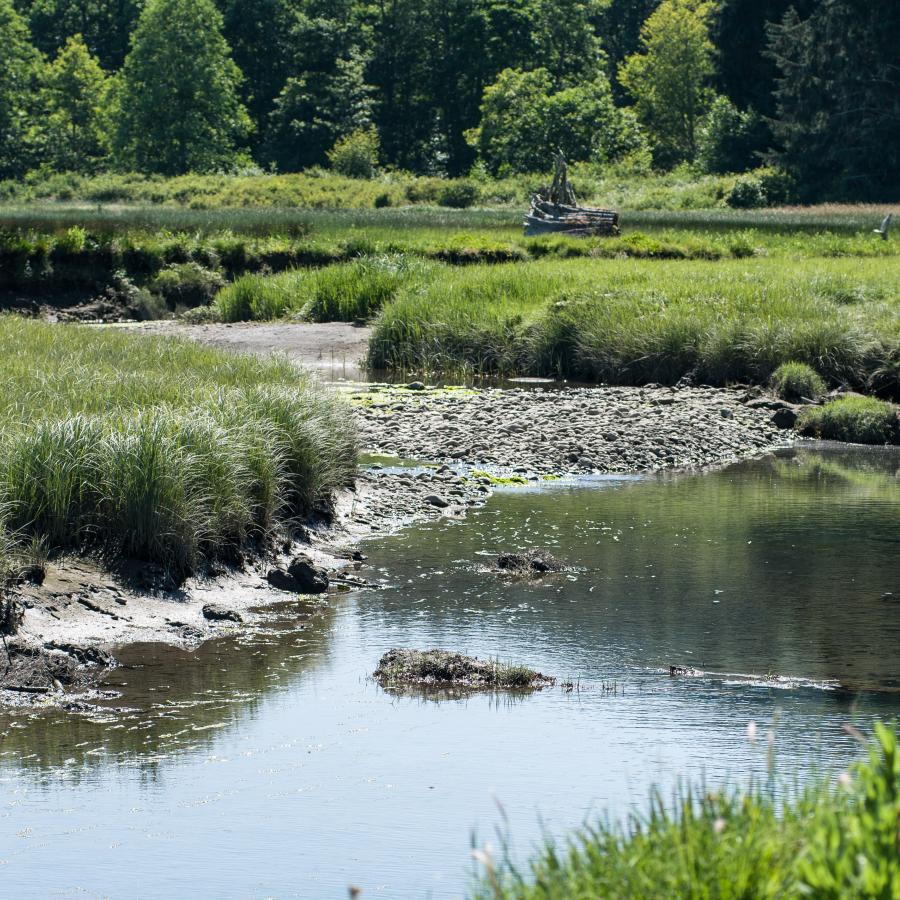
[354,383,791,475]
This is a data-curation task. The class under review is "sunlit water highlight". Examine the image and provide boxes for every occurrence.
[1,445,898,898]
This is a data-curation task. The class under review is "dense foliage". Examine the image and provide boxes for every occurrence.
[1,0,897,199]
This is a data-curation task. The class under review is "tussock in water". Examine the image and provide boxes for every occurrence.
[495,548,568,576]
[374,648,553,689]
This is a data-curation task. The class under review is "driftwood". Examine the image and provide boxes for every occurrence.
[524,153,619,237]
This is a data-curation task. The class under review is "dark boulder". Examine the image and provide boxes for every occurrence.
[201,604,243,623]
[266,555,329,594]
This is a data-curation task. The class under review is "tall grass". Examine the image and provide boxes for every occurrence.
[215,255,436,323]
[0,318,356,579]
[474,723,900,899]
[369,258,900,394]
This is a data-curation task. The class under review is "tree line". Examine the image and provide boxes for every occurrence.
[1,0,897,201]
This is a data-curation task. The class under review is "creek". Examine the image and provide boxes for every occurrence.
[1,444,898,898]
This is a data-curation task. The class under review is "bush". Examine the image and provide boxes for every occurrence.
[696,96,768,175]
[770,362,827,402]
[437,180,480,209]
[327,127,380,179]
[798,396,899,444]
[757,167,797,206]
[151,262,225,309]
[727,175,767,209]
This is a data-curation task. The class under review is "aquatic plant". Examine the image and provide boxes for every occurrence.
[374,649,552,689]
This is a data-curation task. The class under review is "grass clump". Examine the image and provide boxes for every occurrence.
[474,722,900,899]
[0,318,357,579]
[770,362,828,402]
[798,396,899,445]
[374,648,552,689]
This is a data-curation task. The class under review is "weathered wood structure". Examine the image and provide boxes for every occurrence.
[524,154,619,237]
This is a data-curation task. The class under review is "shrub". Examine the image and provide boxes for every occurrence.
[798,396,899,444]
[327,127,380,179]
[770,362,827,402]
[696,96,768,175]
[437,180,480,209]
[151,262,225,310]
[727,175,767,209]
[757,167,797,206]
[373,192,392,208]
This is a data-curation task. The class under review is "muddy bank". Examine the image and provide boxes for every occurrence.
[1,326,799,705]
[0,465,488,703]
[355,383,791,475]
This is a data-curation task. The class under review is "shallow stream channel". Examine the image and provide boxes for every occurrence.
[1,444,899,898]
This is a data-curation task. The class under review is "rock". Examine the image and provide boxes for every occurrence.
[771,406,799,429]
[266,567,299,591]
[0,598,24,636]
[424,494,450,508]
[406,381,426,391]
[201,604,243,623]
[287,555,330,593]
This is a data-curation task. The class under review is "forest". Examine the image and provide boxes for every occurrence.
[1,0,898,202]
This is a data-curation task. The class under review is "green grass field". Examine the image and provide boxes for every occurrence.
[367,257,899,396]
[0,318,356,579]
[473,723,900,899]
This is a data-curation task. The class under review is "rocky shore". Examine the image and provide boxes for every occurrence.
[354,382,792,475]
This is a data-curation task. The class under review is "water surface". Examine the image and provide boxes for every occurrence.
[1,445,898,898]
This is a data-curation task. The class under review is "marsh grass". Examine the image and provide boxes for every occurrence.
[474,723,900,899]
[798,396,899,445]
[770,362,828,402]
[369,258,899,394]
[0,318,356,579]
[215,255,436,323]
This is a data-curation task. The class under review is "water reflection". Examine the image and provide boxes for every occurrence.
[0,445,897,898]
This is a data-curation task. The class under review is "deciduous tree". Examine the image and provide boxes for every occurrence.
[619,0,715,167]
[40,34,111,172]
[0,0,43,178]
[114,0,251,174]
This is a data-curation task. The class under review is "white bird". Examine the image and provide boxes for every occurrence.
[873,213,892,240]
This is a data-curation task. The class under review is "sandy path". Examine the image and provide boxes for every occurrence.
[130,320,373,380]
